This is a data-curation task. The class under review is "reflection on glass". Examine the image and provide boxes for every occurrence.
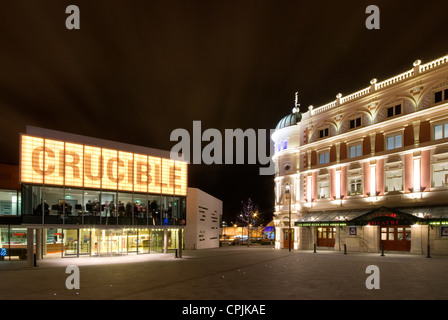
[79,229,91,255]
[138,229,150,253]
[150,230,164,253]
[0,190,19,215]
[64,229,78,255]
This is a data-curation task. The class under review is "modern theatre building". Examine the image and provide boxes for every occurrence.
[1,126,187,262]
[272,54,448,255]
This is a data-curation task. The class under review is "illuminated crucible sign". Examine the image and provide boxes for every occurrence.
[20,135,187,196]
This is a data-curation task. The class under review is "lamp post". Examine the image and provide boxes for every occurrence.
[285,183,292,252]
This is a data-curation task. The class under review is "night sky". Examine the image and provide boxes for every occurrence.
[0,1,446,224]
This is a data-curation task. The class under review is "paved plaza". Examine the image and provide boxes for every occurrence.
[0,246,447,300]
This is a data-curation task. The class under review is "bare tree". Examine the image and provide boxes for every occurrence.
[237,198,259,246]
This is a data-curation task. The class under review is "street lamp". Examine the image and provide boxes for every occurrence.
[285,183,292,252]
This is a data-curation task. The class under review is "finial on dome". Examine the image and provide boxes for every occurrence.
[293,92,300,113]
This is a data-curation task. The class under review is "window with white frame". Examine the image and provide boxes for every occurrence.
[386,133,403,150]
[318,180,330,199]
[318,151,330,165]
[432,163,448,187]
[348,143,362,158]
[347,163,363,196]
[434,122,448,140]
[348,176,362,195]
[385,169,403,192]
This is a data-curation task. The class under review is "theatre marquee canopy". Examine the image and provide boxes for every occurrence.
[293,206,448,227]
[20,134,187,196]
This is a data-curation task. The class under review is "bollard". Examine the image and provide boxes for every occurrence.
[344,244,347,255]
[313,243,317,253]
[381,244,385,256]
[175,249,178,258]
[33,254,37,267]
[426,245,431,258]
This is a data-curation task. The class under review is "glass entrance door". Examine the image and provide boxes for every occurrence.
[79,229,91,255]
[63,229,78,256]
[138,229,150,253]
[150,230,163,253]
[126,230,138,253]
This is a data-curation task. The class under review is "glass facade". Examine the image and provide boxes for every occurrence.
[21,185,186,227]
[59,228,181,257]
[0,190,21,215]
[0,226,33,261]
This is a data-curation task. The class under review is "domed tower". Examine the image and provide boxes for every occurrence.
[271,93,303,250]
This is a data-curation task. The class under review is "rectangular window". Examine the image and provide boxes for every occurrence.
[434,123,448,140]
[386,134,402,150]
[349,144,362,158]
[318,181,330,199]
[386,104,402,118]
[435,91,443,103]
[349,177,362,195]
[349,117,362,129]
[0,190,19,215]
[282,140,287,150]
[434,89,448,103]
[318,151,329,165]
[319,128,329,139]
[432,163,448,187]
[385,169,403,192]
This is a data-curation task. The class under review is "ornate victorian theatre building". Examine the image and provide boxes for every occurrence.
[1,126,187,261]
[272,55,448,255]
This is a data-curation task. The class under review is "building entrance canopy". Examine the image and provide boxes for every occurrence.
[295,206,448,227]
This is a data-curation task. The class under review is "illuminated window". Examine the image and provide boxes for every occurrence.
[434,123,448,140]
[385,169,403,192]
[317,170,330,199]
[318,181,330,199]
[318,151,329,165]
[349,177,362,195]
[386,134,402,150]
[0,190,19,215]
[432,163,448,187]
[282,140,287,150]
[349,144,362,158]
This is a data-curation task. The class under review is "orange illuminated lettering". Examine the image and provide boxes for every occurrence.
[20,135,187,196]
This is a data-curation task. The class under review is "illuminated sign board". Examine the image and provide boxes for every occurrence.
[20,135,187,196]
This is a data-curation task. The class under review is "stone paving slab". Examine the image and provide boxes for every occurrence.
[0,246,447,300]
